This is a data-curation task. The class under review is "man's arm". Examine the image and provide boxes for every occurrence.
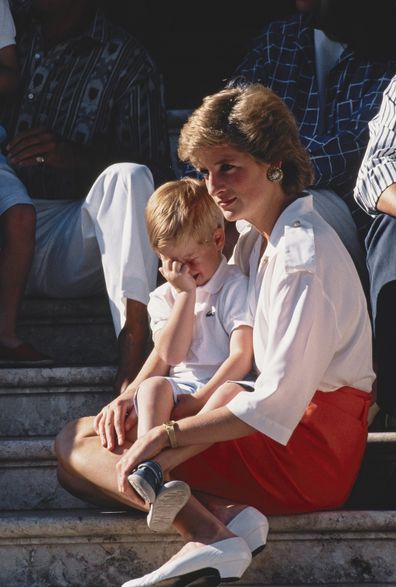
[354,76,396,217]
[0,44,18,95]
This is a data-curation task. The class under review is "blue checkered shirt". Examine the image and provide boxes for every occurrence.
[354,75,396,216]
[231,13,396,239]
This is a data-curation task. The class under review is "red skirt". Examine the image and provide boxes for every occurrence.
[172,387,371,515]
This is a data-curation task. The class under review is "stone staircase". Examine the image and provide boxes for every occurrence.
[1,297,396,586]
[1,112,396,585]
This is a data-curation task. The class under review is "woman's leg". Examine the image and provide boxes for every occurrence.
[55,416,146,511]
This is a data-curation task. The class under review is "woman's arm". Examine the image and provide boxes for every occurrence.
[116,405,256,495]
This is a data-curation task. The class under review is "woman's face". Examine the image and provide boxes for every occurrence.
[195,144,275,228]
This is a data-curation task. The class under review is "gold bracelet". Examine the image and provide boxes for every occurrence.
[163,420,178,448]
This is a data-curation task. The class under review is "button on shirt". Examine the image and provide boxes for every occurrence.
[231,13,396,239]
[1,2,170,199]
[227,195,374,445]
[148,257,253,382]
[354,75,396,215]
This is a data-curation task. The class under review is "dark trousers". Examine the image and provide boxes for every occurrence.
[366,213,396,416]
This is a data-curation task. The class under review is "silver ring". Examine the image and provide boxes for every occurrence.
[35,155,45,164]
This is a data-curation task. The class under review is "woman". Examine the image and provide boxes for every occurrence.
[56,84,374,586]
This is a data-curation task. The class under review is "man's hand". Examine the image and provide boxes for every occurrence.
[6,127,101,169]
[93,390,137,451]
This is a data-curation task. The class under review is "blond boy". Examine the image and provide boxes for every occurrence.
[128,177,253,531]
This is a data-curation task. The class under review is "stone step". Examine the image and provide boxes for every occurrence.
[18,296,117,365]
[1,433,396,513]
[0,508,395,586]
[0,366,116,437]
[0,437,91,511]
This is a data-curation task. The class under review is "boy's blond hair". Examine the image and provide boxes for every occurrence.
[145,177,224,250]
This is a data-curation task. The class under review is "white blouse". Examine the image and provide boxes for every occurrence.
[227,194,375,445]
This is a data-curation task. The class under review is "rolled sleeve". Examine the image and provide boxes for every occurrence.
[227,269,340,445]
[354,76,396,215]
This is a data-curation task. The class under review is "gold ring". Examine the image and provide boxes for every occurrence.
[35,155,45,164]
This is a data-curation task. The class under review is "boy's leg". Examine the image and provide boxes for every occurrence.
[200,382,245,413]
[136,376,174,437]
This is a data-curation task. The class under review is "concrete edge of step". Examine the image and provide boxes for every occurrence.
[0,365,117,388]
[2,433,395,463]
[1,508,396,540]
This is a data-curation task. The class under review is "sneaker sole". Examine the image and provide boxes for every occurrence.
[128,473,157,503]
[147,480,191,532]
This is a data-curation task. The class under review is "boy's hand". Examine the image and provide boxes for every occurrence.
[171,393,205,419]
[159,256,196,293]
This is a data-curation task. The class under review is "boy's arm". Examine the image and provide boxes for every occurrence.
[154,257,196,365]
[172,325,253,419]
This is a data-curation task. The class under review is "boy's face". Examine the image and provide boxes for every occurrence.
[158,229,225,287]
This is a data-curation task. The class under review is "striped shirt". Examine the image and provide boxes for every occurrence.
[0,3,171,199]
[354,75,396,216]
[231,13,396,239]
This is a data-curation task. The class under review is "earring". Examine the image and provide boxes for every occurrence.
[267,166,284,182]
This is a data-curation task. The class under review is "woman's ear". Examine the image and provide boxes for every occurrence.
[213,227,226,251]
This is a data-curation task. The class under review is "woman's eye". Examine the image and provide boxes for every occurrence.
[220,163,234,173]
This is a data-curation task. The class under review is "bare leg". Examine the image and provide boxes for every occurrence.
[114,299,150,394]
[136,376,174,437]
[55,416,146,511]
[0,204,35,347]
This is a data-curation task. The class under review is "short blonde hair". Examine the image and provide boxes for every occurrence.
[145,177,224,250]
[178,84,314,196]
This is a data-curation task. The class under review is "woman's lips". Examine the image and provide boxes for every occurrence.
[217,197,236,209]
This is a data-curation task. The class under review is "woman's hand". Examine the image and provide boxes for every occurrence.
[116,426,167,496]
[93,390,137,450]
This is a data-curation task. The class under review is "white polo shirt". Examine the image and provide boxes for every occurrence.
[0,0,16,49]
[228,194,375,445]
[148,256,253,382]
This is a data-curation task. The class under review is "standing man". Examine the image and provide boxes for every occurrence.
[0,0,172,391]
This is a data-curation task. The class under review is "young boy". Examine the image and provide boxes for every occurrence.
[128,177,254,531]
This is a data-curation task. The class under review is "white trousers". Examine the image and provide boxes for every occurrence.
[24,163,158,336]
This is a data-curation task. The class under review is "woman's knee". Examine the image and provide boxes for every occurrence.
[54,416,93,466]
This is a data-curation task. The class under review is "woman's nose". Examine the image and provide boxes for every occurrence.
[206,173,224,196]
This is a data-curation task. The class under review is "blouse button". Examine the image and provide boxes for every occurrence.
[292,220,301,228]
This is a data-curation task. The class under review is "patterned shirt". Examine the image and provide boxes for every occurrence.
[0,2,171,199]
[231,13,396,239]
[354,75,396,216]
